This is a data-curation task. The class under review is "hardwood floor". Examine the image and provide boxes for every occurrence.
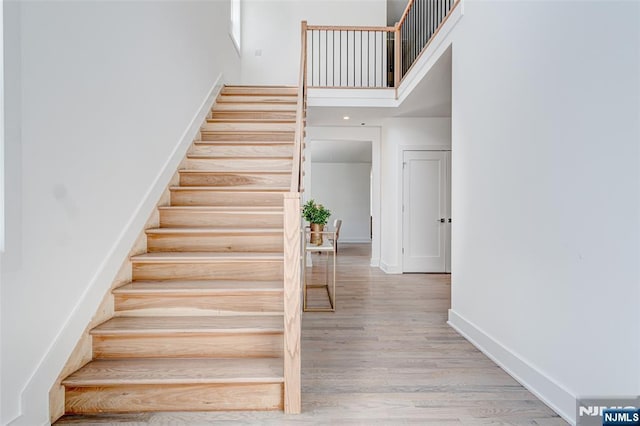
[56,243,566,425]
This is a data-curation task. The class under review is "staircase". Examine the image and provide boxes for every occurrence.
[59,86,299,415]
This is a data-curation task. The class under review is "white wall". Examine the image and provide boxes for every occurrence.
[448,2,640,424]
[380,117,451,273]
[241,0,387,85]
[1,1,240,424]
[310,162,372,242]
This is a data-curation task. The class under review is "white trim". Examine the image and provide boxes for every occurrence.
[307,88,397,108]
[400,144,451,152]
[229,0,241,56]
[228,32,241,57]
[447,309,577,425]
[0,0,4,253]
[9,74,225,426]
[380,260,401,274]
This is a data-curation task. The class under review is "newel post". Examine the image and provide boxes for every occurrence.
[283,192,302,414]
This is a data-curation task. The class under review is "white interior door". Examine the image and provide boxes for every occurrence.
[402,150,449,273]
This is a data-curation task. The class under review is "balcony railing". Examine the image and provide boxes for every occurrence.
[307,25,395,88]
[306,0,460,89]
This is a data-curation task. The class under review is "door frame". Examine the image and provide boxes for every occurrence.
[305,126,382,268]
[399,146,452,273]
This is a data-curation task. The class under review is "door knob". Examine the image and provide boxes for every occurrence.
[438,218,445,223]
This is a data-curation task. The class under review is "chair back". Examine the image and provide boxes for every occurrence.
[333,219,342,240]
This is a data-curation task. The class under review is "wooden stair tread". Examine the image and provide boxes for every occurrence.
[223,85,296,88]
[62,358,284,386]
[222,85,296,94]
[158,206,283,212]
[213,103,297,111]
[207,118,296,123]
[211,112,297,119]
[216,96,297,104]
[178,170,290,175]
[113,280,283,294]
[194,140,294,145]
[131,252,284,262]
[146,228,283,235]
[170,186,289,192]
[185,156,292,160]
[202,124,296,133]
[91,315,284,335]
[201,130,294,134]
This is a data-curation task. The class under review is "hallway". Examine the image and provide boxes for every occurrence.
[58,244,566,425]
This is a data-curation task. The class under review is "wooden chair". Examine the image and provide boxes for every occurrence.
[329,219,342,254]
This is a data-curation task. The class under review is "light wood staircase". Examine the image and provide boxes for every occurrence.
[58,85,299,416]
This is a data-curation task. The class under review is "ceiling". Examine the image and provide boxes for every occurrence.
[310,140,372,163]
[307,46,452,127]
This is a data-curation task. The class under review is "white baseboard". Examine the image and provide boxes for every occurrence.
[340,238,372,243]
[369,257,380,267]
[380,261,402,274]
[447,309,576,425]
[9,74,225,426]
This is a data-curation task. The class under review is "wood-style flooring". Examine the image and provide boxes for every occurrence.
[56,243,566,425]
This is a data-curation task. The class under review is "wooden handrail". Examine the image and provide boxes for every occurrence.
[397,0,460,85]
[307,24,395,32]
[290,21,307,193]
[396,0,417,29]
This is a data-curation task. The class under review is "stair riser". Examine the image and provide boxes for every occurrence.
[212,111,297,120]
[170,191,285,207]
[114,293,284,315]
[132,262,284,281]
[159,211,283,228]
[221,86,297,96]
[202,122,295,133]
[183,158,292,172]
[217,95,297,103]
[92,334,283,358]
[65,383,284,413]
[147,234,283,253]
[201,132,294,142]
[188,144,294,158]
[179,172,290,188]
[213,103,296,112]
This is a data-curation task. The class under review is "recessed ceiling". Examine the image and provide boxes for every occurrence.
[310,140,372,163]
[307,46,452,126]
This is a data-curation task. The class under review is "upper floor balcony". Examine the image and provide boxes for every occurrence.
[303,0,463,108]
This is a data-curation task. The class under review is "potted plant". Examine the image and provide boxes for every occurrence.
[302,199,331,245]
